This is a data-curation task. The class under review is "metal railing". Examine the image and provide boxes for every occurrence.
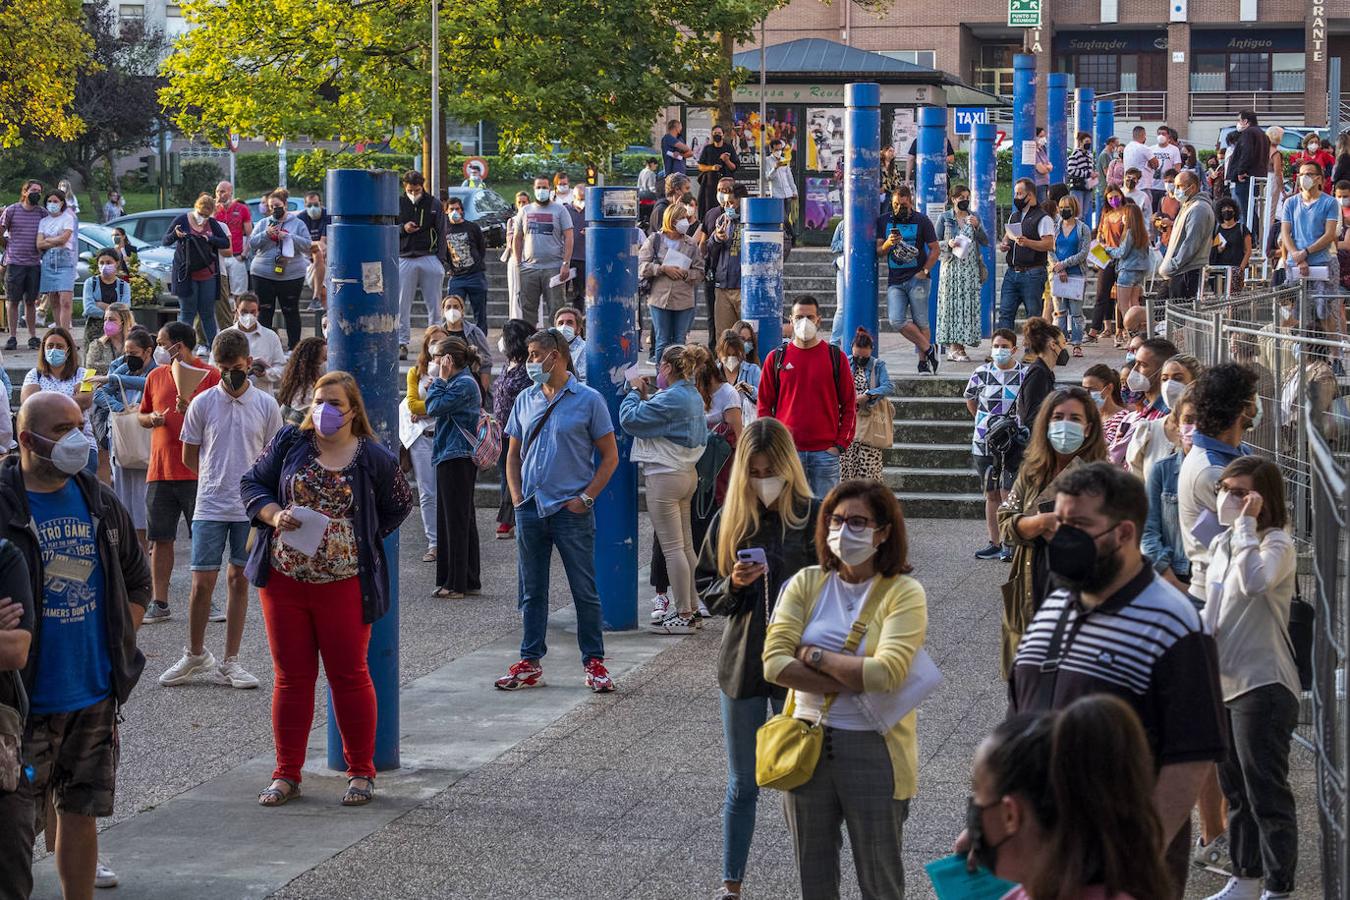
[1094,90,1167,122]
[1191,91,1307,121]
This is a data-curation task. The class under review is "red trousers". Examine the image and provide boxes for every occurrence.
[259,571,376,782]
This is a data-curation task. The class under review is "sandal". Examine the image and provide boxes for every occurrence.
[342,776,374,806]
[1072,345,1084,358]
[258,778,300,807]
[432,588,464,599]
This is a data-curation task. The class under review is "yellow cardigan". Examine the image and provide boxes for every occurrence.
[406,365,428,416]
[762,566,928,800]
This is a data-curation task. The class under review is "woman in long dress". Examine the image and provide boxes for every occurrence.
[935,185,988,362]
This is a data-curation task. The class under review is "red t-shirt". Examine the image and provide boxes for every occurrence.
[139,358,221,483]
[213,200,252,255]
[756,341,856,452]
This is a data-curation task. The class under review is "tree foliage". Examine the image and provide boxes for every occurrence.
[0,0,92,147]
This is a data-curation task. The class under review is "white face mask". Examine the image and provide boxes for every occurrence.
[827,524,878,567]
[1300,174,1318,192]
[444,308,463,325]
[722,356,740,373]
[1161,377,1186,411]
[534,187,551,202]
[406,191,422,203]
[557,325,576,343]
[36,429,93,476]
[792,317,817,342]
[1126,367,1151,394]
[153,346,172,366]
[497,337,506,353]
[1309,142,1320,152]
[238,313,257,330]
[674,219,691,235]
[751,475,786,507]
[555,187,572,200]
[1217,489,1246,527]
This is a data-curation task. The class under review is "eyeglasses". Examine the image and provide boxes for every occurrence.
[828,514,877,530]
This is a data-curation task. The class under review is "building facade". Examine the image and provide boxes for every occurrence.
[756,0,1349,145]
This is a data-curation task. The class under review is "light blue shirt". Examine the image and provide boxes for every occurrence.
[506,374,614,517]
[1280,193,1339,265]
[618,379,708,449]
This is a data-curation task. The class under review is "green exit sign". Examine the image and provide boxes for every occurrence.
[1008,0,1041,26]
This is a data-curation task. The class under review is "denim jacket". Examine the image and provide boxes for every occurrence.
[852,357,893,410]
[1106,227,1150,277]
[618,379,708,449]
[241,426,413,623]
[1143,449,1191,579]
[93,356,158,412]
[425,369,483,464]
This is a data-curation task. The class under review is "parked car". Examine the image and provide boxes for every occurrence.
[73,223,171,304]
[446,186,512,247]
[105,208,190,247]
[1214,125,1321,155]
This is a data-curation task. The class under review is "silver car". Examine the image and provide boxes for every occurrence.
[74,223,171,303]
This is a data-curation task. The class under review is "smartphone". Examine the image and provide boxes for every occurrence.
[1037,500,1055,514]
[737,547,768,567]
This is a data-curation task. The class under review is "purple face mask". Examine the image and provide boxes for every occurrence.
[655,368,669,390]
[312,401,348,437]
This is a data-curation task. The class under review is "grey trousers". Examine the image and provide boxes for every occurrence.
[397,255,445,346]
[783,727,910,900]
[517,266,561,328]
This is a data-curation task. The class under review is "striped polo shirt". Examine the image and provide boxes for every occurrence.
[1009,563,1227,767]
[0,203,45,266]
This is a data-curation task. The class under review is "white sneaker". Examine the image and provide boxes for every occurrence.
[649,593,670,622]
[208,597,226,622]
[211,656,259,689]
[95,857,117,888]
[697,599,711,618]
[649,613,696,635]
[158,647,217,686]
[1203,877,1263,900]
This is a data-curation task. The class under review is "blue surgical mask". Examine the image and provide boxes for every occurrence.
[743,340,754,354]
[526,361,549,385]
[44,348,67,367]
[306,205,321,217]
[991,348,1013,366]
[46,202,61,215]
[1047,420,1086,454]
[1090,390,1105,409]
[1125,351,1136,365]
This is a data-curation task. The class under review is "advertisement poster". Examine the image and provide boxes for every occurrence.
[729,105,797,174]
[804,176,843,231]
[890,108,917,157]
[805,108,845,173]
[685,107,714,161]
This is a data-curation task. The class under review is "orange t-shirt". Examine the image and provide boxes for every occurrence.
[139,358,221,483]
[1097,208,1127,248]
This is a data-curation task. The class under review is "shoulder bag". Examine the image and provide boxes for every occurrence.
[853,361,894,450]
[109,379,151,470]
[755,580,884,791]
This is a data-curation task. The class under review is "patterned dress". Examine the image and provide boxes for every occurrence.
[935,212,984,347]
[841,365,885,481]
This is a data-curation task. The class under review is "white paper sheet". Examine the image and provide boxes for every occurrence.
[1286,263,1331,282]
[1050,275,1086,300]
[1190,507,1225,549]
[1086,242,1111,270]
[1021,140,1038,166]
[853,649,944,733]
[279,506,330,558]
[548,267,577,288]
[950,234,973,260]
[1003,222,1022,241]
[662,246,693,270]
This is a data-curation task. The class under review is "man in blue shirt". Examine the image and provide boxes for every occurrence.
[498,329,619,694]
[1280,160,1340,329]
[660,119,691,178]
[875,185,940,373]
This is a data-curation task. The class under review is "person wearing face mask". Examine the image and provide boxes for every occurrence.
[758,297,855,497]
[879,143,903,211]
[162,330,281,692]
[996,178,1056,332]
[401,325,449,560]
[1015,317,1067,428]
[439,293,493,391]
[134,322,222,624]
[80,249,131,353]
[1081,363,1129,451]
[731,318,761,365]
[1110,336,1179,464]
[298,191,330,313]
[1065,132,1097,225]
[1126,353,1201,480]
[694,418,819,900]
[639,202,705,362]
[1157,172,1217,300]
[248,187,312,350]
[1032,127,1053,204]
[1151,127,1183,200]
[1201,457,1300,900]
[1050,196,1091,357]
[1104,201,1150,320]
[212,181,253,307]
[21,326,95,455]
[1143,387,1199,594]
[425,338,488,601]
[1120,168,1154,235]
[558,179,588,305]
[1290,132,1334,189]
[962,696,1174,900]
[512,174,574,331]
[84,302,132,379]
[1279,161,1341,314]
[935,184,989,362]
[1089,186,1128,344]
[716,329,760,423]
[221,292,287,395]
[164,194,230,350]
[2,180,48,352]
[504,191,530,321]
[92,329,158,549]
[704,177,745,341]
[395,171,448,357]
[966,329,1026,561]
[35,189,79,331]
[443,196,488,327]
[496,329,618,693]
[1211,198,1253,293]
[695,126,739,221]
[997,387,1106,674]
[241,371,413,808]
[1123,126,1157,197]
[489,319,534,540]
[552,307,586,381]
[766,138,798,234]
[761,479,928,900]
[1,392,151,900]
[839,328,892,483]
[877,185,940,370]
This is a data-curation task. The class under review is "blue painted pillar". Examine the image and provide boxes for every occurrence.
[1093,99,1116,160]
[1046,73,1069,190]
[839,82,880,346]
[1012,54,1037,185]
[741,197,785,353]
[916,105,947,336]
[325,168,401,771]
[971,123,997,338]
[1074,88,1095,143]
[584,187,639,631]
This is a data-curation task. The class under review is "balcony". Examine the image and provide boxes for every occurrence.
[1094,91,1167,122]
[1190,91,1307,121]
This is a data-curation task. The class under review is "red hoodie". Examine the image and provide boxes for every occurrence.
[757,341,856,452]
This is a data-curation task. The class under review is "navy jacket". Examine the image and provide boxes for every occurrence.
[240,426,413,624]
[162,213,229,297]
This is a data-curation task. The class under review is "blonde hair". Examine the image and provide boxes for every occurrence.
[301,371,375,438]
[716,418,812,577]
[103,302,133,339]
[193,193,216,215]
[662,201,691,236]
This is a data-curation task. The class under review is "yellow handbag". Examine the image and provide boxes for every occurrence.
[755,584,883,790]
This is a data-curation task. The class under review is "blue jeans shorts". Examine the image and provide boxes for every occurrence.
[1116,269,1143,288]
[190,520,251,571]
[886,277,930,330]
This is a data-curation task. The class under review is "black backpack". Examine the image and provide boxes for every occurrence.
[1287,592,1314,691]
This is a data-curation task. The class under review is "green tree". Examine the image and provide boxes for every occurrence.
[0,0,92,147]
[678,0,789,131]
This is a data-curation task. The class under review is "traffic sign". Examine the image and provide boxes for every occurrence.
[462,156,488,181]
[953,108,989,136]
[227,133,239,152]
[1008,0,1041,27]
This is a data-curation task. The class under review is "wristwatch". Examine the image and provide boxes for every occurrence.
[579,492,595,509]
[808,647,824,669]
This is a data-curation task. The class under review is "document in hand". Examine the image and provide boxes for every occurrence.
[661,246,693,271]
[852,649,943,733]
[548,267,577,288]
[279,506,330,558]
[1086,242,1111,270]
[1050,275,1086,300]
[950,235,974,260]
[924,853,1018,900]
[1002,222,1022,241]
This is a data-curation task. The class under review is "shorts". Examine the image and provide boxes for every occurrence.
[39,248,75,293]
[1116,269,1143,288]
[23,696,118,834]
[145,479,197,542]
[973,453,1015,494]
[220,255,249,297]
[886,277,931,330]
[3,263,40,306]
[190,520,251,571]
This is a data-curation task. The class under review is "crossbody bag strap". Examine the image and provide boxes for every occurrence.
[1030,594,1085,712]
[522,392,566,456]
[816,576,889,719]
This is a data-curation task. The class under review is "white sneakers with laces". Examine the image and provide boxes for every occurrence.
[1202,877,1262,900]
[212,656,260,689]
[159,648,217,686]
[649,593,670,622]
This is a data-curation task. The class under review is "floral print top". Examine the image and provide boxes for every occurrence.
[270,438,364,583]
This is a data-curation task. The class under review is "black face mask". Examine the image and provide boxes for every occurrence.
[712,134,724,144]
[893,205,912,220]
[123,355,144,373]
[965,797,1008,875]
[1058,207,1073,218]
[956,199,970,212]
[1047,523,1123,592]
[1056,347,1071,367]
[26,191,40,206]
[271,208,285,221]
[1012,196,1027,211]
[222,368,249,393]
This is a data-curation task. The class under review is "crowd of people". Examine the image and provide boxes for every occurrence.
[0,115,1333,900]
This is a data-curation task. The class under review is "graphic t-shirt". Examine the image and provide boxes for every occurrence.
[875,211,937,286]
[28,481,110,714]
[514,203,571,270]
[963,362,1027,455]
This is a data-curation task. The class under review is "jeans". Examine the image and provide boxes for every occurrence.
[409,433,437,545]
[178,277,219,347]
[449,281,489,330]
[1071,189,1093,227]
[651,305,695,363]
[720,691,783,883]
[1229,179,1253,226]
[996,267,1047,330]
[398,255,446,345]
[1218,683,1299,893]
[886,278,930,330]
[1054,297,1084,344]
[798,449,840,499]
[514,503,605,663]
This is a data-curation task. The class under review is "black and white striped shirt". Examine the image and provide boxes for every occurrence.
[1010,564,1227,767]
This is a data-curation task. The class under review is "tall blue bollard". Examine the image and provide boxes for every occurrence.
[839,82,880,346]
[1046,73,1069,191]
[970,123,997,338]
[1074,88,1095,142]
[741,197,785,356]
[1093,99,1116,160]
[325,168,401,771]
[916,105,947,337]
[584,187,639,631]
[1011,55,1037,185]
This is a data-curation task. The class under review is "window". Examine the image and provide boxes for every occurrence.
[1228,53,1270,92]
[118,3,143,18]
[1190,53,1226,91]
[1272,52,1305,92]
[166,4,181,16]
[1074,54,1120,94]
[877,50,936,69]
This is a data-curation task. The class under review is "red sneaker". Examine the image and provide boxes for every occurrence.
[494,659,544,691]
[583,658,615,693]
[495,523,513,540]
